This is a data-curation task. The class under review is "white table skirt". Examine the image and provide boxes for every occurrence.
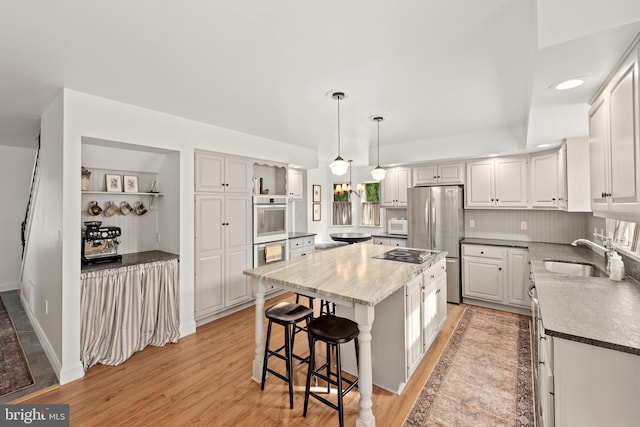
[80,258,179,369]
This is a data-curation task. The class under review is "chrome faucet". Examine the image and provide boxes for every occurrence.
[571,238,608,253]
[572,235,617,272]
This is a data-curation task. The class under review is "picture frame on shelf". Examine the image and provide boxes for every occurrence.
[312,203,321,221]
[105,174,122,192]
[313,185,321,202]
[123,175,139,193]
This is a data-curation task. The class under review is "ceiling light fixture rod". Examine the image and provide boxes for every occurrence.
[370,116,387,181]
[329,91,349,176]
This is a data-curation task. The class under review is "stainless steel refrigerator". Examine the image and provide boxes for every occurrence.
[407,186,464,303]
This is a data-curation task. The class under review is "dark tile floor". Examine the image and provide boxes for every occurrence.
[1,290,58,403]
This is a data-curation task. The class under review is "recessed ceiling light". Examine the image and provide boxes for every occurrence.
[553,79,584,90]
[536,144,551,148]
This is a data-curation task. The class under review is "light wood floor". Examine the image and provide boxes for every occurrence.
[18,293,474,426]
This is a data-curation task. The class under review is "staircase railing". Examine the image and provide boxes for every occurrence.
[20,134,41,281]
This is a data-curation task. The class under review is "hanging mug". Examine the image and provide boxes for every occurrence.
[120,201,133,215]
[87,201,102,216]
[135,201,148,216]
[104,201,119,217]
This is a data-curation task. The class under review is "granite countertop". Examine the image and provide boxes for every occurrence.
[81,250,179,273]
[244,244,447,306]
[462,237,529,248]
[372,233,408,239]
[528,242,640,356]
[288,232,316,239]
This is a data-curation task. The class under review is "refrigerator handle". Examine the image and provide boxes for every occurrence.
[431,193,436,249]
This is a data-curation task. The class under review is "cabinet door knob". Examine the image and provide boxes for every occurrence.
[499,267,502,271]
[480,251,484,254]
[433,176,437,179]
[552,198,556,201]
[491,198,494,202]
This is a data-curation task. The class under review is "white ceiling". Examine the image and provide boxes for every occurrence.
[1,1,640,167]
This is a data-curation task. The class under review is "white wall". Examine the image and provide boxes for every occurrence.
[22,90,66,379]
[22,88,319,384]
[0,145,37,291]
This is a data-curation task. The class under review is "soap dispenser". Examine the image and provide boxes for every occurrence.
[609,252,624,281]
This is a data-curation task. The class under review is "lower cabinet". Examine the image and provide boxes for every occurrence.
[407,258,447,378]
[289,235,315,258]
[548,337,640,426]
[336,257,447,395]
[372,236,407,247]
[195,194,253,322]
[462,244,529,309]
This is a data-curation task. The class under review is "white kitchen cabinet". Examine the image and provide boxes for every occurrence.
[506,248,529,307]
[195,151,252,193]
[552,337,640,427]
[372,236,407,247]
[562,138,592,212]
[338,257,447,394]
[287,168,303,200]
[422,260,447,350]
[589,43,640,220]
[413,162,464,186]
[462,244,529,310]
[462,245,505,302]
[557,144,568,209]
[195,194,252,322]
[530,151,559,208]
[288,235,314,258]
[405,274,423,376]
[381,167,411,207]
[465,157,528,208]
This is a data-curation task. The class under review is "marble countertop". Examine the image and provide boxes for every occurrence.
[244,243,447,306]
[288,232,316,239]
[528,242,640,356]
[81,250,179,273]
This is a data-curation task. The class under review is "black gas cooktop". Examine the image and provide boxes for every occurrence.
[373,248,438,264]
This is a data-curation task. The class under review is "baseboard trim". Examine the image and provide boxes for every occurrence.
[19,293,65,383]
[462,297,531,316]
[0,281,20,293]
[195,290,287,327]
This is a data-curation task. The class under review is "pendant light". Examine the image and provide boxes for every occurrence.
[370,116,387,181]
[328,92,349,176]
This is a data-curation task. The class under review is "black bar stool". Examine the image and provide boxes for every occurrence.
[320,300,335,316]
[261,301,314,409]
[303,314,359,427]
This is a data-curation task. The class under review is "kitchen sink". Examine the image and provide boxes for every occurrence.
[543,260,604,277]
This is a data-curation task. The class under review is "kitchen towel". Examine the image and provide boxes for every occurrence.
[265,243,282,263]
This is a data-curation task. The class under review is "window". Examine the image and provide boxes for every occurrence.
[333,183,352,225]
[612,220,639,252]
[360,182,380,226]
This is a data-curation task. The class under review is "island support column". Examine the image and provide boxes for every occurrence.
[251,278,266,383]
[355,304,376,427]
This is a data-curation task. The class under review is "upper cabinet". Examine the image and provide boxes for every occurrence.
[195,151,252,193]
[381,167,411,207]
[287,168,303,200]
[465,157,527,208]
[413,162,464,186]
[530,151,559,208]
[589,41,640,220]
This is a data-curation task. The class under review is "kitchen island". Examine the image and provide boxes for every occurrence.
[244,244,447,427]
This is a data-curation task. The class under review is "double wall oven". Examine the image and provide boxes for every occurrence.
[253,195,288,267]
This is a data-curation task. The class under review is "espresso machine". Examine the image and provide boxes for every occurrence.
[82,221,122,264]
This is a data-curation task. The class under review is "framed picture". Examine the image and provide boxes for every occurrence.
[105,174,122,192]
[313,185,321,202]
[123,175,139,193]
[312,203,321,221]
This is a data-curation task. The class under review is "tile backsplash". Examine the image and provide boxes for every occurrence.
[464,210,590,243]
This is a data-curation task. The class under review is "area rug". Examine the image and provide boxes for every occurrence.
[0,298,35,398]
[403,306,533,426]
